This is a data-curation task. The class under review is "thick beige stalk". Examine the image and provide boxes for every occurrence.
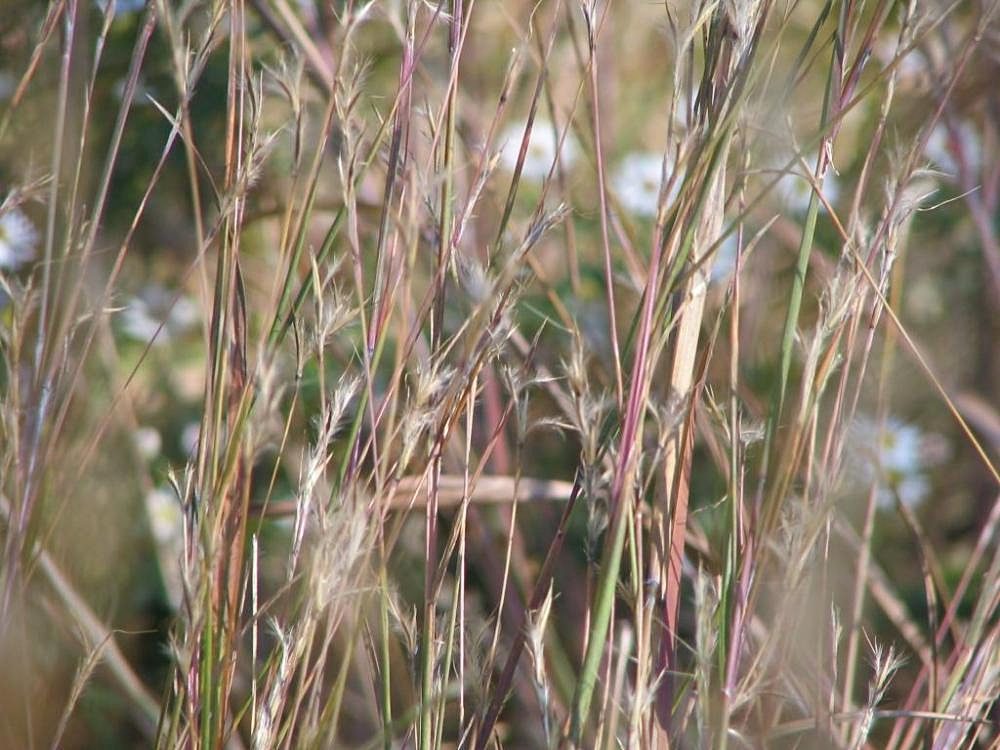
[649,164,727,747]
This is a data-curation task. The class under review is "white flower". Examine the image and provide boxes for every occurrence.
[612,152,679,218]
[776,159,840,214]
[709,232,739,285]
[181,422,201,457]
[0,208,39,271]
[851,416,932,509]
[133,426,162,459]
[894,474,931,509]
[96,0,146,17]
[119,284,199,344]
[924,120,982,180]
[875,39,928,84]
[878,419,924,476]
[499,120,577,182]
[145,486,183,544]
[145,482,185,608]
[116,0,147,14]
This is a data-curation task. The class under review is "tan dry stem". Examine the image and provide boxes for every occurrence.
[652,162,727,745]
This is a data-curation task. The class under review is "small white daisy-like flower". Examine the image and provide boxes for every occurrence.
[96,0,146,17]
[133,426,162,460]
[709,233,739,285]
[180,421,201,457]
[877,418,924,476]
[145,486,183,544]
[776,159,840,214]
[851,416,934,509]
[875,39,928,84]
[612,151,679,218]
[119,284,199,345]
[117,0,147,14]
[0,208,39,271]
[145,484,185,607]
[499,120,577,182]
[893,474,931,509]
[924,120,982,180]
